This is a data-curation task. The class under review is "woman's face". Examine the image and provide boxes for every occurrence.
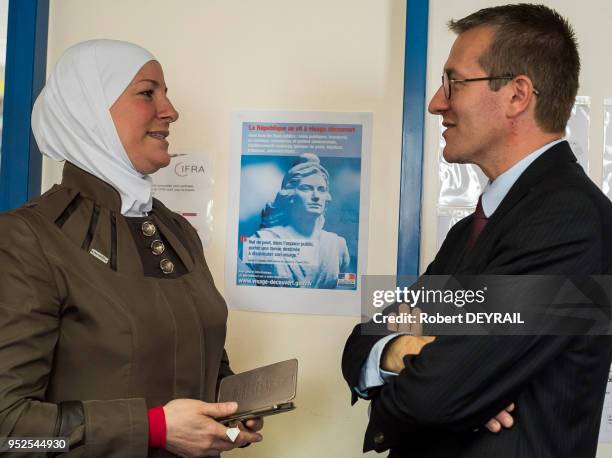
[291,173,330,216]
[110,60,179,174]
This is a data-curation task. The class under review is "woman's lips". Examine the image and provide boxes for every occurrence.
[147,131,169,144]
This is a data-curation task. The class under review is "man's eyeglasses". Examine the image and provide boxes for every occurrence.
[442,72,540,99]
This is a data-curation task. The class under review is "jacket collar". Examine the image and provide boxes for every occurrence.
[488,140,576,225]
[62,161,123,212]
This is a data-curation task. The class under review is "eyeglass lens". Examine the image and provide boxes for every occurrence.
[442,72,450,99]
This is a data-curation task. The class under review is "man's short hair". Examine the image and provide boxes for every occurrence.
[449,3,579,133]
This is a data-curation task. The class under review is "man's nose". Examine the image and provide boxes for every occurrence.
[428,85,449,115]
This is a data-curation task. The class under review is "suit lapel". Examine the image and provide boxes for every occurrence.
[429,215,473,274]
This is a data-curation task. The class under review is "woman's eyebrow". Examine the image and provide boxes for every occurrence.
[136,78,159,86]
[135,79,168,92]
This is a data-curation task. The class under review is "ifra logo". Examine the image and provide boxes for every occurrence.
[174,162,206,177]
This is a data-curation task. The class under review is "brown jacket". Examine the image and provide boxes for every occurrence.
[0,163,232,457]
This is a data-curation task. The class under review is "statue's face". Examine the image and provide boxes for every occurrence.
[292,173,330,216]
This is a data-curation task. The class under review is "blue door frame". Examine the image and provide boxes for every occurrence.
[397,0,429,278]
[0,0,49,212]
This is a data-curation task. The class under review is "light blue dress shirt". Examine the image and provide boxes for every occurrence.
[357,139,564,395]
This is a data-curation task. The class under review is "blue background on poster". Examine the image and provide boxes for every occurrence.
[237,154,361,286]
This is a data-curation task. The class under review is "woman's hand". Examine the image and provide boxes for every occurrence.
[244,417,264,432]
[164,399,262,457]
[233,417,265,449]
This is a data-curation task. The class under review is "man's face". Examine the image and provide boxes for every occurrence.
[428,26,508,166]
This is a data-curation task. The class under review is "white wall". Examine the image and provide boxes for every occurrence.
[41,0,612,456]
[42,1,406,457]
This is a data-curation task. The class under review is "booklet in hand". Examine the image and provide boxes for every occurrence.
[217,359,298,425]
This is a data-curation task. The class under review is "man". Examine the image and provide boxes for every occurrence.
[342,4,612,457]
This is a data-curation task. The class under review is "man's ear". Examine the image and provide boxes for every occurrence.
[506,75,536,118]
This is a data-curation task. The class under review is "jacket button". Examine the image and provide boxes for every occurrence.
[373,432,385,445]
[151,239,165,256]
[141,220,157,237]
[160,258,175,274]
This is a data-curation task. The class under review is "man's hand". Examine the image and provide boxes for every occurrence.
[381,304,436,373]
[485,403,515,433]
[381,334,437,372]
[383,304,516,434]
[164,399,262,458]
[386,303,426,335]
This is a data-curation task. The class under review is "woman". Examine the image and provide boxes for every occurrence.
[0,40,261,457]
[249,153,350,289]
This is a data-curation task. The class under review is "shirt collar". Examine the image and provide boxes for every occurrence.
[481,139,564,217]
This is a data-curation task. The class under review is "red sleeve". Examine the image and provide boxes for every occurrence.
[147,406,167,448]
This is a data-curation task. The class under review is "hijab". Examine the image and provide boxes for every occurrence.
[31,39,156,216]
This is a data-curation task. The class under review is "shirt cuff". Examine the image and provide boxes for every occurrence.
[356,333,411,395]
[147,406,167,449]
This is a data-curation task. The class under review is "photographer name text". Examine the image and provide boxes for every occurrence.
[373,312,525,325]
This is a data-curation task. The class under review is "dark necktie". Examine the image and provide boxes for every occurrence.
[465,195,488,253]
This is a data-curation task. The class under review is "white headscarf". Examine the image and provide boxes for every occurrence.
[31,39,156,216]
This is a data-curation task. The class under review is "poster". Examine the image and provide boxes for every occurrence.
[151,152,214,247]
[565,96,590,172]
[225,111,371,315]
[603,100,612,200]
[600,101,612,443]
[599,366,612,443]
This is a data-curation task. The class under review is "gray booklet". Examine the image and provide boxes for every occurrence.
[217,359,297,425]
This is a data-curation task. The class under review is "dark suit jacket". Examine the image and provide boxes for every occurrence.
[342,142,612,457]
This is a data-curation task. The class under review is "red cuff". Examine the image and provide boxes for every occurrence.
[147,406,167,449]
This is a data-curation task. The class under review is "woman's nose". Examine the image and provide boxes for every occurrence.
[159,97,179,123]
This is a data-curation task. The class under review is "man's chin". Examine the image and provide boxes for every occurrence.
[442,148,468,164]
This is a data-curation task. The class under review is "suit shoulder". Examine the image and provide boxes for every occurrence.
[527,166,612,224]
